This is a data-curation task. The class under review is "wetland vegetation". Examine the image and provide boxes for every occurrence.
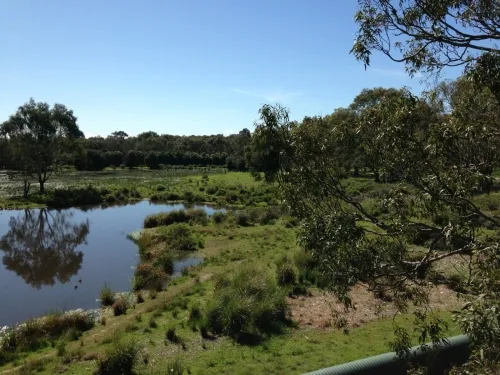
[1,0,499,373]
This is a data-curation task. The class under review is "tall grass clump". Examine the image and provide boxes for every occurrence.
[275,255,298,286]
[156,224,203,251]
[132,263,166,291]
[143,208,210,228]
[143,209,189,228]
[293,249,327,288]
[100,283,115,307]
[203,265,290,343]
[187,303,203,330]
[96,340,139,375]
[112,297,127,316]
[186,208,208,225]
[0,311,94,365]
[233,211,250,226]
[258,206,282,225]
[211,211,227,224]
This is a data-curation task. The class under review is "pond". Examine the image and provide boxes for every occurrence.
[0,201,220,327]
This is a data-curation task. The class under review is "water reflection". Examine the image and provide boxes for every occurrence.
[0,209,89,288]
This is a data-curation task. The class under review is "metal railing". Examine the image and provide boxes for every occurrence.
[302,335,470,375]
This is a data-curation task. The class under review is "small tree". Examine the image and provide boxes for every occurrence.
[104,151,123,169]
[123,150,144,169]
[1,99,84,194]
[144,152,160,169]
[85,150,107,171]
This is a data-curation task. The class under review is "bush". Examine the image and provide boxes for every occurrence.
[293,249,327,288]
[283,216,299,228]
[136,291,145,304]
[155,253,174,274]
[186,208,208,225]
[183,191,195,202]
[96,340,139,375]
[132,263,165,291]
[259,206,281,225]
[167,192,181,201]
[188,303,203,329]
[47,186,103,208]
[112,297,127,316]
[233,211,250,226]
[211,211,227,224]
[206,186,217,195]
[100,284,115,307]
[156,224,203,251]
[143,209,189,228]
[165,327,182,344]
[57,341,67,357]
[149,289,158,300]
[276,255,298,286]
[143,208,208,228]
[204,265,290,343]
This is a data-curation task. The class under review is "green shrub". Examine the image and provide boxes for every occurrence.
[100,284,115,307]
[46,186,103,208]
[143,210,189,228]
[167,192,181,201]
[293,249,327,288]
[96,340,139,375]
[233,211,250,226]
[259,206,281,225]
[183,191,195,202]
[165,327,182,344]
[156,224,203,251]
[112,297,127,316]
[211,211,227,224]
[136,291,145,304]
[283,216,299,228]
[206,186,217,195]
[204,265,290,343]
[186,208,208,225]
[155,253,175,274]
[276,255,298,286]
[149,289,158,300]
[132,263,165,291]
[149,317,158,329]
[188,303,203,328]
[56,341,67,357]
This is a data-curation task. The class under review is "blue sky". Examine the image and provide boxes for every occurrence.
[0,1,456,137]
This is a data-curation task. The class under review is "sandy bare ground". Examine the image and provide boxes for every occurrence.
[288,284,459,329]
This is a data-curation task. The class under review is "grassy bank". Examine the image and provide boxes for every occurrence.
[0,217,462,375]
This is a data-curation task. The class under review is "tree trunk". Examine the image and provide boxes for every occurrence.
[23,179,31,199]
[38,172,46,194]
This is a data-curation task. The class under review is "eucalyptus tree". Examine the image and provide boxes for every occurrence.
[1,99,84,195]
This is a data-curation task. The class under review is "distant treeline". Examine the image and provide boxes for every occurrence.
[1,129,251,171]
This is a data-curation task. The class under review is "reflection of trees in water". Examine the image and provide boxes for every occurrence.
[0,209,89,288]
